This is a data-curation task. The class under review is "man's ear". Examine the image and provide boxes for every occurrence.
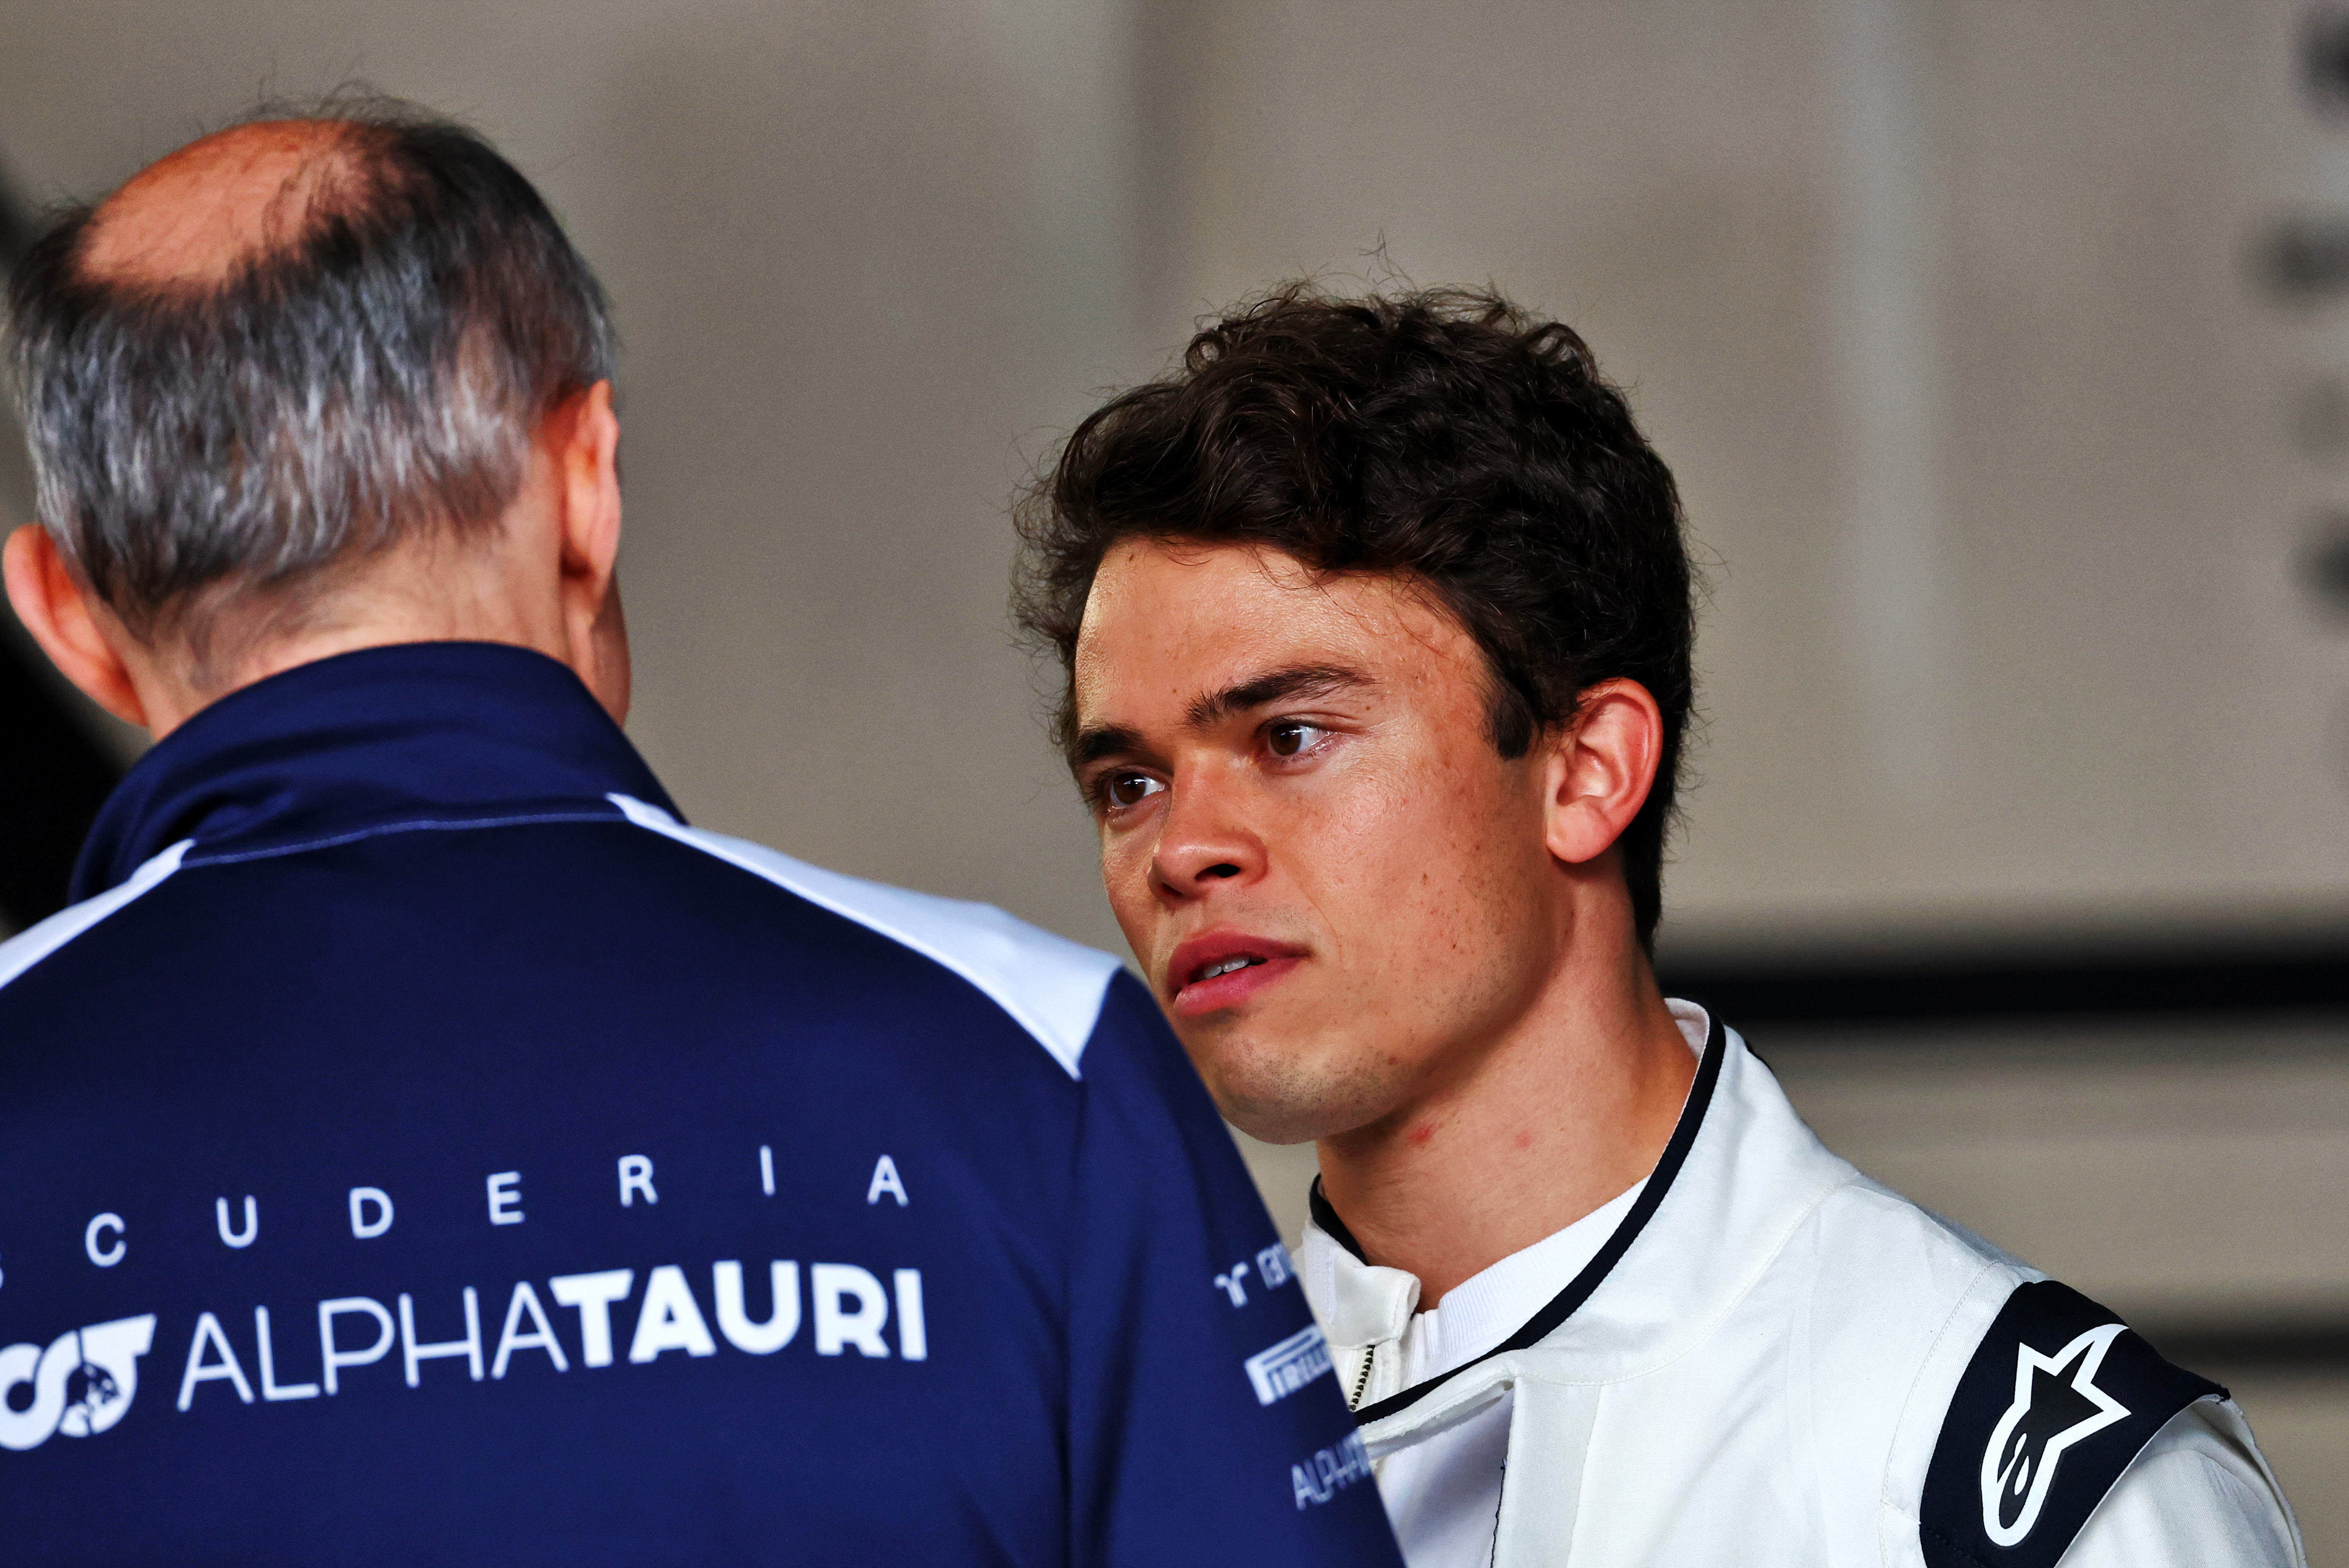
[3,524,151,729]
[1540,678,1663,867]
[550,380,628,721]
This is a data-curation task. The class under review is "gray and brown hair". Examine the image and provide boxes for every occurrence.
[4,98,613,655]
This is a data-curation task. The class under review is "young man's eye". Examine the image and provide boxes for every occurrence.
[1266,721,1326,758]
[1104,772,1165,807]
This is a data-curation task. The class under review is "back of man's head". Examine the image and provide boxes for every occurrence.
[5,100,613,679]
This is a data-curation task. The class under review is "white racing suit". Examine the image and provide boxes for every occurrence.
[1301,1004,2304,1568]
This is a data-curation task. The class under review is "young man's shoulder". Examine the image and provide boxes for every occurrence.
[1780,1148,2285,1565]
[1648,1032,2281,1563]
[1801,1166,2033,1345]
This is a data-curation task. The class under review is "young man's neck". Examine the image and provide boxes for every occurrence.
[1312,924,1697,1306]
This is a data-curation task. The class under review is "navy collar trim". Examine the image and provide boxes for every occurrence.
[72,642,678,901]
[1308,1176,1369,1265]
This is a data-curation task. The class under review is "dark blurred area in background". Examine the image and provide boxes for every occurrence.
[0,169,123,934]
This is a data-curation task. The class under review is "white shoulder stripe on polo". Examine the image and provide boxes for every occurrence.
[0,839,193,994]
[610,794,1116,1078]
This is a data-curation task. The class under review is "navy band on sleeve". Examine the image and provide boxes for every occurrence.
[1921,1280,2225,1568]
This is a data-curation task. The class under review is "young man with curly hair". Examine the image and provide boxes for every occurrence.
[1017,285,2302,1568]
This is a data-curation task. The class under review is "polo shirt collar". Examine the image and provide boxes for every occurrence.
[72,641,678,901]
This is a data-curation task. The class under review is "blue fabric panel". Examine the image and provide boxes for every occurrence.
[0,643,1399,1568]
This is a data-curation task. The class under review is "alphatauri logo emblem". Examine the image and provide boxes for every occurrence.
[1978,1321,2131,1545]
[0,1317,158,1452]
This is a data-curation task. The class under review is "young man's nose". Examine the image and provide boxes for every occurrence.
[1149,776,1265,899]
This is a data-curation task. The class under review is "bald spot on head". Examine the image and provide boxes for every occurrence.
[81,119,367,287]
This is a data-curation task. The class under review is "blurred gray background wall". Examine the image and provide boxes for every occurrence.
[3,0,2345,1552]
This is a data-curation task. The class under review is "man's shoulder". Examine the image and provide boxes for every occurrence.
[0,795,1130,1084]
[1787,1182,2245,1567]
[1905,1278,2244,1568]
[1767,1172,2037,1454]
[1707,1028,2037,1362]
[605,794,1124,1077]
[1804,1171,2032,1323]
[0,838,195,999]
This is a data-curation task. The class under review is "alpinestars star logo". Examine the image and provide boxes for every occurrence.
[1978,1321,2132,1546]
[0,1317,158,1453]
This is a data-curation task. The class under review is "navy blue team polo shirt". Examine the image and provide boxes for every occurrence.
[0,641,1398,1567]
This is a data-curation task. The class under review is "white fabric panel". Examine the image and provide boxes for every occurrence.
[609,794,1117,1078]
[2062,1400,2308,1568]
[0,839,192,994]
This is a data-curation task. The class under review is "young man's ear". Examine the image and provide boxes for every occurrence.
[3,524,150,729]
[1541,678,1663,867]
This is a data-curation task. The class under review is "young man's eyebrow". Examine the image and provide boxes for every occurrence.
[1184,663,1373,729]
[1070,723,1147,769]
[1070,666,1374,771]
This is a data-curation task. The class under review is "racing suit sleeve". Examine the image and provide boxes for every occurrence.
[1063,973,1404,1568]
[2062,1400,2306,1567]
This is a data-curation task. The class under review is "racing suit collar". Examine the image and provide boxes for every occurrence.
[72,640,678,901]
[1313,1241,1421,1351]
[1341,1012,1860,1453]
[1306,1002,1726,1428]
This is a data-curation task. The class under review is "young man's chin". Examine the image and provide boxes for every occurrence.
[1189,1032,1404,1148]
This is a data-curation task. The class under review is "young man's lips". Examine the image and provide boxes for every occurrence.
[1164,937,1305,1017]
[1168,955,1302,1016]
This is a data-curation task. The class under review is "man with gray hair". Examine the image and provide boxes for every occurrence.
[0,108,1401,1567]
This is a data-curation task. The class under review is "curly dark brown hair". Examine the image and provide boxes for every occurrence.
[1013,284,1696,949]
